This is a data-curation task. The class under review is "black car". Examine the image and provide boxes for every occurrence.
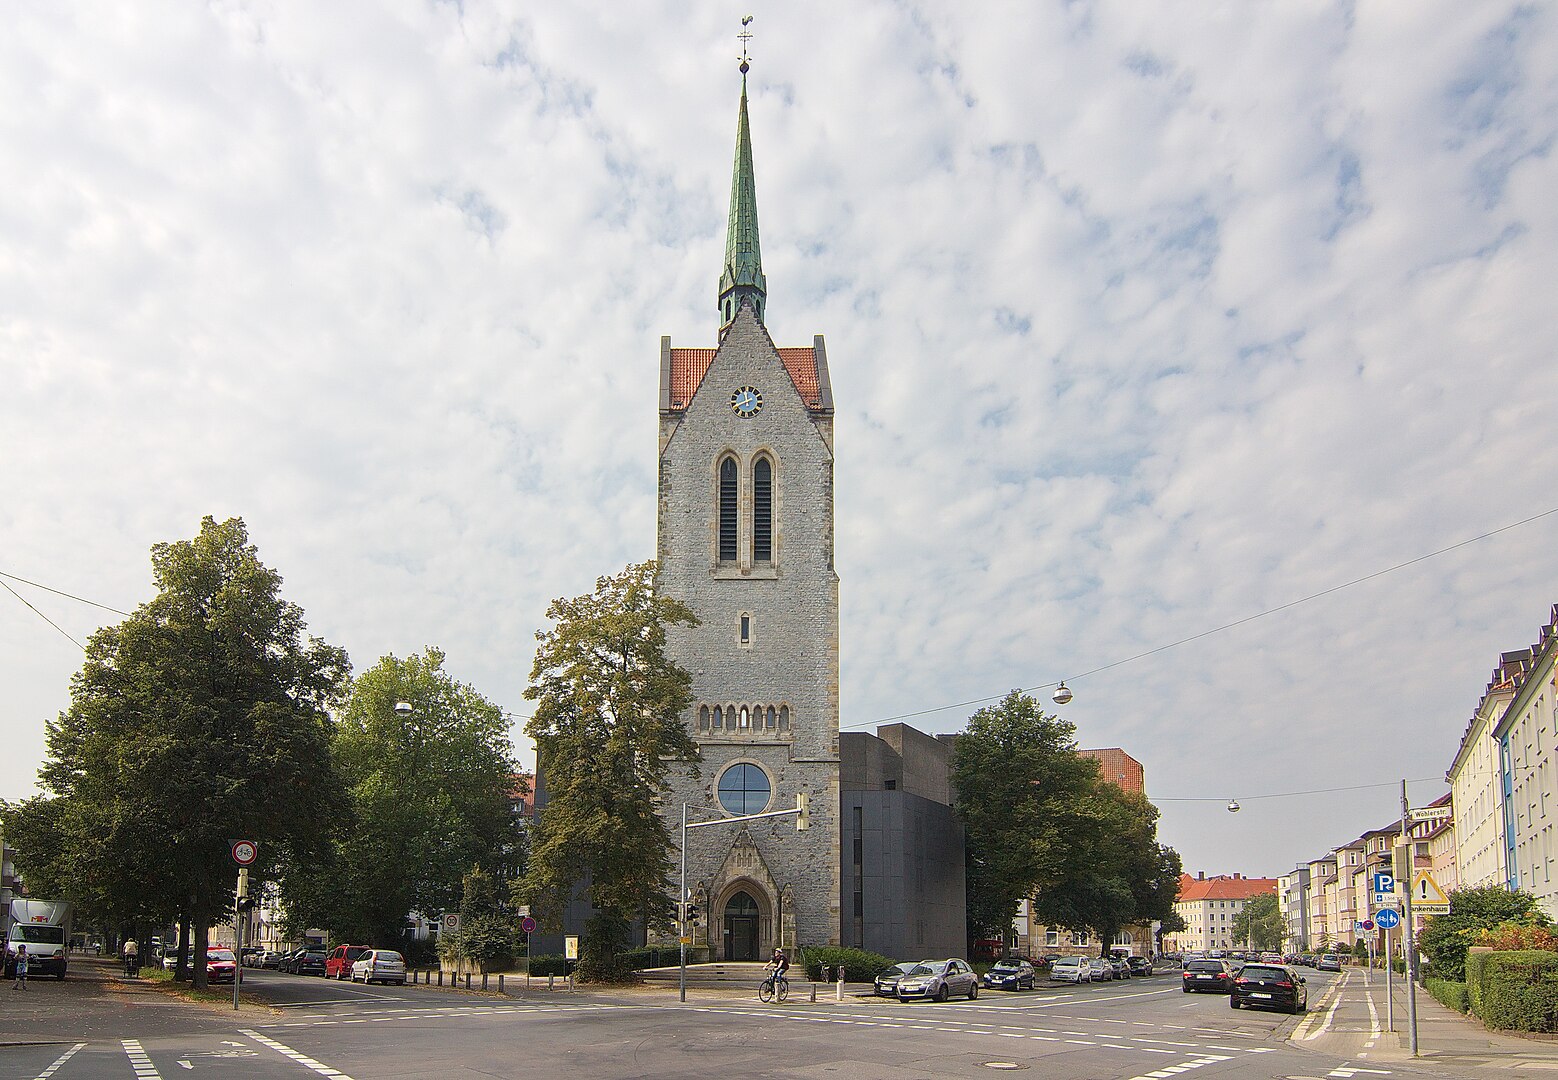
[1230,963,1308,1014]
[981,959,1036,991]
[1182,958,1234,993]
[1126,956,1154,977]
[293,948,328,976]
[874,963,916,997]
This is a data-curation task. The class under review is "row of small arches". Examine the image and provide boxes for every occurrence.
[698,703,790,733]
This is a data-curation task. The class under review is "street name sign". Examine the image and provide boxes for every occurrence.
[1408,805,1453,824]
[1375,907,1401,929]
[1411,870,1451,914]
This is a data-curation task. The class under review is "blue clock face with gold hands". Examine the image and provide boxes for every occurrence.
[730,386,762,417]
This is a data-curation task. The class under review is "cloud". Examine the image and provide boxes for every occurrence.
[2,0,1556,879]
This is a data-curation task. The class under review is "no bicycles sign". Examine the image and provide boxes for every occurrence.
[229,839,258,866]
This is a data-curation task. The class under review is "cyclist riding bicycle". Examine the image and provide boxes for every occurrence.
[767,948,789,984]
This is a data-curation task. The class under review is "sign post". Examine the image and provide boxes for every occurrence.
[1400,781,1420,1057]
[229,840,256,1012]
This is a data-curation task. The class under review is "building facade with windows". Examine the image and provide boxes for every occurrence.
[651,63,842,959]
[1278,866,1310,951]
[1492,607,1558,919]
[1449,651,1524,890]
[1161,873,1278,954]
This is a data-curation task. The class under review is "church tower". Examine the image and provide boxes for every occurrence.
[655,57,841,956]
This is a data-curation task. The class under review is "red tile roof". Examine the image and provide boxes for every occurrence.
[1176,874,1279,902]
[668,346,823,410]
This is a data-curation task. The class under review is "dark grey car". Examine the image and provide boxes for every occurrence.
[874,962,916,997]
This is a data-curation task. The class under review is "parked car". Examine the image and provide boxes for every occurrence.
[1230,963,1308,1014]
[1048,956,1092,984]
[1316,955,1343,972]
[206,947,238,985]
[257,951,284,969]
[1126,956,1154,977]
[893,959,979,1002]
[294,947,328,976]
[350,949,408,986]
[1088,958,1115,981]
[982,959,1036,991]
[874,962,916,997]
[1109,956,1132,978]
[1182,958,1234,993]
[326,944,373,980]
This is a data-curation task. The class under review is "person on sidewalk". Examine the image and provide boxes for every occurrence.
[123,937,139,978]
[11,946,27,991]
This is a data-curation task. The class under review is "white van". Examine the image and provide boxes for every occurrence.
[6,899,73,979]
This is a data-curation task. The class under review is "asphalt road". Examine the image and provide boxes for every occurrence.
[0,961,1484,1080]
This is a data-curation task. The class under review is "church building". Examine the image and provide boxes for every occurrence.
[653,58,843,959]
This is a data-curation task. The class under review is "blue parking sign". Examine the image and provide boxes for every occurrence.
[1373,872,1395,895]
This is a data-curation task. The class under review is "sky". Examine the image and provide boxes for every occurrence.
[3,1,1557,882]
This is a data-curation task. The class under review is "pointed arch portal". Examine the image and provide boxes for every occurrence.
[723,890,761,961]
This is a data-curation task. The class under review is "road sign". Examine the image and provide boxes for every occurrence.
[1375,907,1401,929]
[1408,805,1453,824]
[516,905,531,918]
[1362,919,1375,931]
[229,839,258,866]
[1411,870,1451,914]
[1372,871,1396,905]
[442,912,462,932]
[520,916,536,934]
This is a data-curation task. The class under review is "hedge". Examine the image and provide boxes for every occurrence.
[1465,950,1490,1018]
[1425,977,1470,1014]
[1478,950,1558,1032]
[527,954,572,977]
[798,946,897,983]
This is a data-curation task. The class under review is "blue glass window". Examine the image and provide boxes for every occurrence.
[718,763,771,815]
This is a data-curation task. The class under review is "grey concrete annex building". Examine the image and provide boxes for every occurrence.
[537,61,965,964]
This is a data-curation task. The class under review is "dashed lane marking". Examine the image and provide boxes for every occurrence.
[31,1043,85,1080]
[240,1030,357,1079]
[122,1039,163,1080]
[1123,1053,1233,1080]
[1329,1065,1391,1077]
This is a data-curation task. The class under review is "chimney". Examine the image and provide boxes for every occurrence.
[1233,873,1240,879]
[1198,871,1205,880]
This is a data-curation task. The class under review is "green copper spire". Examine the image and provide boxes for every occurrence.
[719,63,767,327]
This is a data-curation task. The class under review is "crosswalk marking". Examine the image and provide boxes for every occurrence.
[31,1043,85,1080]
[240,1029,357,1079]
[122,1039,163,1080]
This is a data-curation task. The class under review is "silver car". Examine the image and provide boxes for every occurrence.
[1048,956,1092,983]
[893,958,979,1002]
[350,949,408,986]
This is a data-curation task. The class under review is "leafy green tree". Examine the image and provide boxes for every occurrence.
[1418,886,1554,980]
[6,517,348,987]
[442,866,518,973]
[951,691,1107,950]
[1231,893,1285,953]
[516,561,699,982]
[1031,782,1184,955]
[281,648,523,945]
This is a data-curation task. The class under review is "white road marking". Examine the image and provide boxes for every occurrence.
[1294,971,1349,1041]
[1123,1054,1233,1080]
[122,1039,163,1080]
[1329,1066,1391,1077]
[31,1043,85,1080]
[241,1029,357,1079]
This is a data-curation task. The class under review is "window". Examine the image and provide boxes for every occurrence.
[718,456,738,561]
[753,456,773,562]
[740,614,751,644]
[717,763,771,815]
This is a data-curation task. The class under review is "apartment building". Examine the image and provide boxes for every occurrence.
[1449,651,1525,889]
[1306,853,1336,949]
[1161,873,1279,954]
[1277,867,1311,951]
[1492,606,1558,918]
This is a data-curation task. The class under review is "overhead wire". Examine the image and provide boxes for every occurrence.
[845,504,1558,730]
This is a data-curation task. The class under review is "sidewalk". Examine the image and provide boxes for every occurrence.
[1302,967,1558,1072]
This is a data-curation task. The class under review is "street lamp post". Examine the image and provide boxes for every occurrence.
[678,793,809,1002]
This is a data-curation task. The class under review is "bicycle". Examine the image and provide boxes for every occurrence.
[758,972,789,1003]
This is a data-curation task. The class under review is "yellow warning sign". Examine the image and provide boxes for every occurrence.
[1411,870,1451,914]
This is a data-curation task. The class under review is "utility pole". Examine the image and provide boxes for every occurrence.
[1399,780,1419,1057]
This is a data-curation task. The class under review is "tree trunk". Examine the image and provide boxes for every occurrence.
[192,916,209,990]
[175,914,191,982]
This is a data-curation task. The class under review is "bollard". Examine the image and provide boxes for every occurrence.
[498,974,504,993]
[465,973,472,990]
[568,973,575,992]
[810,983,817,1003]
[836,965,844,1002]
[482,972,488,991]
[437,970,443,987]
[548,974,555,991]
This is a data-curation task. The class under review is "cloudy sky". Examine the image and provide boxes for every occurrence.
[4,1,1556,881]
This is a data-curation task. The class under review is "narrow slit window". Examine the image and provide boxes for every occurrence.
[740,614,750,643]
[718,456,738,561]
[753,456,773,562]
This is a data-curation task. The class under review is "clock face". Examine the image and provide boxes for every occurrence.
[730,386,763,417]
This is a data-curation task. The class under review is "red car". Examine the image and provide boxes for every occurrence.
[206,947,238,984]
[325,945,373,980]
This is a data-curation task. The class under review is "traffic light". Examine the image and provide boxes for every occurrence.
[796,791,809,831]
[678,901,700,924]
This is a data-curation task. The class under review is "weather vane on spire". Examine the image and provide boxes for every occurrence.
[738,15,754,73]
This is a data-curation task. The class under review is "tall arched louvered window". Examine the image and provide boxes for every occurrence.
[752,455,773,563]
[718,456,738,561]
